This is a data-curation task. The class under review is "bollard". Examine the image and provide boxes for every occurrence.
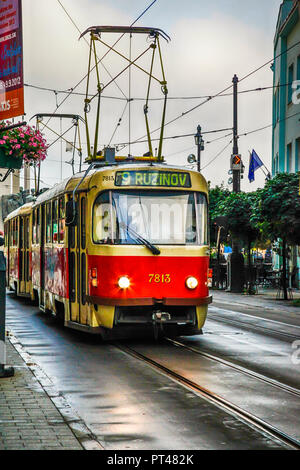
[0,250,14,378]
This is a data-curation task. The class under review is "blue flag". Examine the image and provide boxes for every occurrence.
[248,149,264,183]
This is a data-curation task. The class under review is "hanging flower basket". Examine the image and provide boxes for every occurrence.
[0,146,23,169]
[0,121,48,169]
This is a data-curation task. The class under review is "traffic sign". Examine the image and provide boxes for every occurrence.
[231,154,242,170]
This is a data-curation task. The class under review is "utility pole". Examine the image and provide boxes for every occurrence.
[232,75,240,193]
[228,74,244,293]
[194,125,204,173]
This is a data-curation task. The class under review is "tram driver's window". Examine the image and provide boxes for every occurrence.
[93,192,116,244]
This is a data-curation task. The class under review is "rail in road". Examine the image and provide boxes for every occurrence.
[209,306,300,341]
[116,341,300,451]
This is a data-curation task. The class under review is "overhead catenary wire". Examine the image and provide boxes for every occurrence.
[45,0,158,131]
[123,39,300,150]
[114,126,233,147]
[56,0,128,101]
[24,81,295,102]
[201,140,233,171]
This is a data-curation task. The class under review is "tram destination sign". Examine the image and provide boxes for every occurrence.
[115,170,192,188]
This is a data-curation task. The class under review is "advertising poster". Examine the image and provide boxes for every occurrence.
[0,0,24,120]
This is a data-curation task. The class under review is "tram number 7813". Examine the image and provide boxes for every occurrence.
[149,274,171,283]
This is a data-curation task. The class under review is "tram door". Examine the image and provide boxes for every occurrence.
[40,204,45,307]
[5,221,10,286]
[68,194,88,325]
[19,215,30,295]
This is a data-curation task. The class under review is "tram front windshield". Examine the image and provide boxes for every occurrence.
[93,190,208,246]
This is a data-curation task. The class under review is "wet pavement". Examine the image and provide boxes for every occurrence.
[4,292,299,450]
[0,337,83,450]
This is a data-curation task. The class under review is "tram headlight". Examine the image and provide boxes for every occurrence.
[186,276,198,290]
[118,276,130,289]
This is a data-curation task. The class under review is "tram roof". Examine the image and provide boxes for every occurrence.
[34,177,73,206]
[4,202,34,221]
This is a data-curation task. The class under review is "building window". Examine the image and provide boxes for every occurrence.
[274,85,280,123]
[287,143,293,172]
[288,63,294,103]
[276,85,280,121]
[296,138,300,173]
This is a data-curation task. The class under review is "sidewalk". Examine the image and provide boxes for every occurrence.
[0,334,102,450]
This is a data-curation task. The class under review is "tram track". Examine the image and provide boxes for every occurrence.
[208,310,300,341]
[115,341,300,450]
[165,337,300,398]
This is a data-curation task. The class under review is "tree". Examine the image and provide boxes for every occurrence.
[214,192,260,294]
[208,185,230,245]
[254,173,300,300]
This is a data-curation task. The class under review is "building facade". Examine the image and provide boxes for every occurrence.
[272,0,300,175]
[272,0,300,285]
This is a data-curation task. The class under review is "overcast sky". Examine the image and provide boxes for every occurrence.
[21,0,283,191]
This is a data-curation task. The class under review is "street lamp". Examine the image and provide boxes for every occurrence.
[194,125,204,173]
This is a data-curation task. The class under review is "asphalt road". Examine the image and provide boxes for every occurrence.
[5,292,299,450]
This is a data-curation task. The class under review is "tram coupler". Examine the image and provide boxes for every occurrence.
[152,311,171,340]
[152,311,171,323]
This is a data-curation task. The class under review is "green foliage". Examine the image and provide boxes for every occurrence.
[210,190,260,246]
[255,173,300,245]
[209,173,300,251]
[208,185,230,245]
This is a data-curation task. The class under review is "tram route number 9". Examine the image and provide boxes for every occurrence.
[149,274,171,283]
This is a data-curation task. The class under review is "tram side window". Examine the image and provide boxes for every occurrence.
[13,219,17,246]
[32,210,36,244]
[19,218,24,248]
[4,222,7,246]
[36,208,40,245]
[58,197,65,243]
[25,217,30,249]
[46,203,52,243]
[16,219,19,246]
[52,200,58,243]
[81,197,86,250]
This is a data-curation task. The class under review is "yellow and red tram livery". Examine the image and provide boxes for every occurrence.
[5,162,212,339]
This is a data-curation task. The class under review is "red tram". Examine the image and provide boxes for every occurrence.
[4,159,211,339]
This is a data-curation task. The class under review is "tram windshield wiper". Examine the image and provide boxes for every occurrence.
[119,222,161,256]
